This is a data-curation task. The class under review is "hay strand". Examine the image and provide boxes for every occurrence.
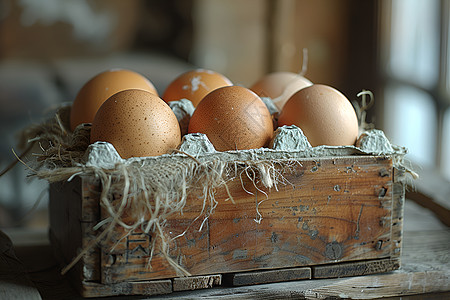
[22,104,407,278]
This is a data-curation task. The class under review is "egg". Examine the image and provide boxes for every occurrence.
[278,84,358,147]
[250,71,312,110]
[188,86,273,151]
[70,69,158,131]
[162,69,233,107]
[90,89,181,159]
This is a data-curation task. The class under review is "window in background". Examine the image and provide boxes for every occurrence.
[380,0,450,181]
[384,84,437,167]
[444,4,450,180]
[388,0,440,88]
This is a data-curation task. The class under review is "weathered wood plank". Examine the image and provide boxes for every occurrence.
[49,177,103,295]
[80,178,101,282]
[313,258,400,279]
[304,270,450,299]
[14,204,447,299]
[390,166,406,261]
[80,279,172,298]
[401,229,450,272]
[97,156,396,283]
[173,274,221,291]
[225,267,311,286]
[49,178,84,287]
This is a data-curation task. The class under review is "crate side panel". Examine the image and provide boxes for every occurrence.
[80,279,172,298]
[172,274,222,292]
[204,156,394,272]
[391,166,406,260]
[313,258,400,278]
[226,267,311,286]
[98,156,395,283]
[49,177,102,286]
[100,203,210,283]
[80,178,102,282]
[49,178,84,286]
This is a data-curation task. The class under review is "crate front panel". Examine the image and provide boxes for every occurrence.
[94,156,395,284]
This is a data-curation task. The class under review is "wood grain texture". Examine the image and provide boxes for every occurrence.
[313,258,400,279]
[8,203,446,299]
[391,165,406,262]
[79,279,172,298]
[303,270,450,300]
[97,156,397,283]
[80,178,102,283]
[401,229,450,274]
[173,274,221,291]
[48,155,405,297]
[49,176,102,296]
[49,177,84,289]
[225,267,311,286]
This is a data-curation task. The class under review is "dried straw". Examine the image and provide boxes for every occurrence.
[25,106,298,277]
[23,103,411,277]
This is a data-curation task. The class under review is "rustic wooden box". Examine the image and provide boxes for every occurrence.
[49,155,405,298]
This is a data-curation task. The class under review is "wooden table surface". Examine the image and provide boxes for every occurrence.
[1,199,449,300]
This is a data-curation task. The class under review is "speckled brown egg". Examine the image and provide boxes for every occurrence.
[70,69,158,131]
[278,84,358,147]
[250,71,312,110]
[188,86,273,151]
[90,89,181,158]
[162,69,233,107]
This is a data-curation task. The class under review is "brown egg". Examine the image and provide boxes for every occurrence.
[70,69,158,131]
[162,69,233,107]
[90,89,181,159]
[188,86,273,151]
[250,71,312,110]
[278,84,358,147]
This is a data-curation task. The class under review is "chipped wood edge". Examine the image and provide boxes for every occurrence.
[225,267,311,286]
[172,274,222,292]
[80,279,172,298]
[80,177,101,282]
[391,165,406,261]
[312,258,400,279]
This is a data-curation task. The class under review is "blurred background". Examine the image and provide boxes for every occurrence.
[0,0,449,229]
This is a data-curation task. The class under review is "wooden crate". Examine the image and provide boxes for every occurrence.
[49,155,405,298]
